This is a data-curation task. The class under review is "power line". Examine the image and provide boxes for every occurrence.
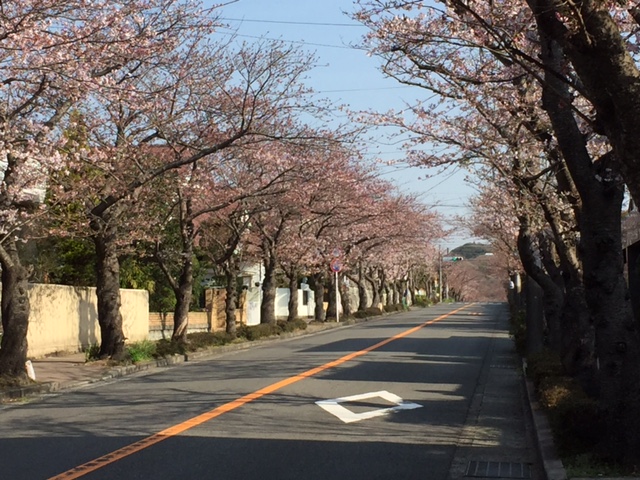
[216,29,367,50]
[220,17,365,28]
[319,86,410,93]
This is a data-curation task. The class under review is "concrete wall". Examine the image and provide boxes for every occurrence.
[9,282,327,358]
[275,288,289,319]
[26,284,149,358]
[148,312,210,341]
[298,289,316,319]
[275,288,316,319]
[245,287,262,326]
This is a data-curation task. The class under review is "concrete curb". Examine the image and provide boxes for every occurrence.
[523,374,567,480]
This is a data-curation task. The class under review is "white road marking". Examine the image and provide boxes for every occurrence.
[316,390,422,423]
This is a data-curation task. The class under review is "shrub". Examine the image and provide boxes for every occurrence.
[353,307,383,319]
[526,350,565,389]
[127,340,157,363]
[413,295,431,307]
[509,309,527,356]
[538,375,602,457]
[186,332,233,350]
[155,339,183,357]
[152,332,234,358]
[277,318,308,333]
[529,351,605,461]
[383,304,403,313]
[237,323,282,341]
[84,343,101,361]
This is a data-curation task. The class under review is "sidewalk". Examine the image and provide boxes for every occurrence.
[1,350,189,402]
[0,312,570,480]
[447,316,555,480]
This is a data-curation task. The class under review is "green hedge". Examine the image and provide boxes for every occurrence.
[353,307,383,319]
[413,295,432,307]
[527,351,604,459]
[236,318,308,341]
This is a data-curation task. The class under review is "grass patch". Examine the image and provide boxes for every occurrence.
[564,453,632,478]
[126,340,157,363]
[84,343,100,361]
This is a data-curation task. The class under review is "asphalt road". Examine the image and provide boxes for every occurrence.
[0,303,508,480]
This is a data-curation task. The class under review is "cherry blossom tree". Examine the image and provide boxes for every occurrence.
[274,145,362,322]
[145,142,297,342]
[523,1,640,207]
[0,0,218,378]
[197,205,254,337]
[240,139,356,324]
[353,0,640,463]
[57,32,328,360]
[337,184,444,314]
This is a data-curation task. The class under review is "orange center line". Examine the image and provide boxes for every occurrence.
[49,304,472,479]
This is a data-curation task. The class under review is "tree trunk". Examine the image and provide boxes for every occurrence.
[260,258,277,324]
[408,277,416,305]
[286,267,299,322]
[357,282,368,311]
[516,217,563,354]
[357,264,368,310]
[365,273,380,309]
[171,210,196,343]
[0,241,30,379]
[533,204,593,373]
[171,247,193,343]
[340,277,353,318]
[93,218,126,361]
[532,0,640,210]
[581,186,640,462]
[326,272,338,320]
[524,277,545,356]
[311,271,326,322]
[224,263,237,336]
[531,12,640,463]
[377,269,386,307]
[389,282,400,305]
[559,282,594,383]
[537,232,566,353]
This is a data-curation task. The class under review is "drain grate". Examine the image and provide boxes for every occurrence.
[465,461,531,478]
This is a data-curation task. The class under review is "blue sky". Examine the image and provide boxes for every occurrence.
[211,0,479,249]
